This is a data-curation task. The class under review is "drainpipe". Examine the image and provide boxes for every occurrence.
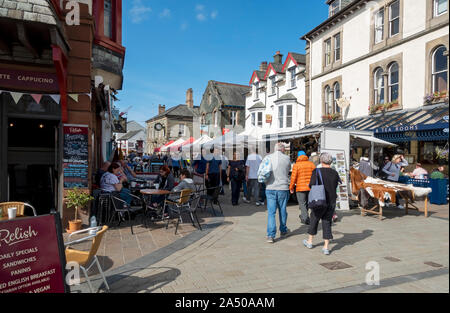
[305,37,313,124]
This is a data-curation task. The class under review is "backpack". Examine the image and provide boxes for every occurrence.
[308,169,328,211]
[257,156,272,183]
[378,162,393,180]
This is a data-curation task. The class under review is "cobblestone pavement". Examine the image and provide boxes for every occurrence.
[73,192,449,293]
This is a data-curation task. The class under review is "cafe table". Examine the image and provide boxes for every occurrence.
[139,189,172,223]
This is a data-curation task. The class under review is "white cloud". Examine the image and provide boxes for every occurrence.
[129,0,152,24]
[180,22,189,31]
[210,10,218,19]
[195,4,205,11]
[196,13,207,21]
[159,8,171,18]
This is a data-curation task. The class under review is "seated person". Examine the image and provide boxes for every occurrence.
[120,159,137,181]
[408,163,428,179]
[95,161,110,186]
[430,166,446,179]
[100,163,132,206]
[168,169,195,201]
[150,165,175,208]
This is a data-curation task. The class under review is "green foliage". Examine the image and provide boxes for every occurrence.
[65,188,94,221]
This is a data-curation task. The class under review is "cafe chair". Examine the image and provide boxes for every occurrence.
[0,201,37,217]
[164,189,193,234]
[200,186,223,216]
[110,193,145,234]
[64,225,110,293]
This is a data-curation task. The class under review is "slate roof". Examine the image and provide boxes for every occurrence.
[275,93,297,102]
[146,104,200,123]
[0,0,58,25]
[248,102,266,110]
[211,81,250,107]
[290,53,306,64]
[118,130,143,141]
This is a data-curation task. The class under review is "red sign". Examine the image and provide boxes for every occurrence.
[222,128,230,135]
[0,69,59,92]
[0,215,67,293]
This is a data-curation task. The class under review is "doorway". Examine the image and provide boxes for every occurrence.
[7,118,60,215]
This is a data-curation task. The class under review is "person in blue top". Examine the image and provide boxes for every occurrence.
[193,149,208,175]
[205,148,222,197]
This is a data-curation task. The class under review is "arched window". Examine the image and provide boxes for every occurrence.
[333,82,341,114]
[432,45,448,93]
[388,62,399,102]
[324,85,333,115]
[374,67,385,104]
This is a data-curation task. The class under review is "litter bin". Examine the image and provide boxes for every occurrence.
[429,179,448,205]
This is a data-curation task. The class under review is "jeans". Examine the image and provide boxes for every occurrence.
[120,188,132,206]
[259,183,266,203]
[230,178,242,205]
[296,191,310,223]
[246,179,260,202]
[308,203,335,240]
[266,190,289,238]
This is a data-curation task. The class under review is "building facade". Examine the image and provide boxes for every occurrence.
[0,0,125,224]
[245,51,306,139]
[302,0,448,169]
[146,89,199,153]
[199,81,250,138]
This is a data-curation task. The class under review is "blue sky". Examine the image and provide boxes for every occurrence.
[120,0,329,126]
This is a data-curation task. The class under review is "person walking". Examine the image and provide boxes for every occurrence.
[227,152,246,206]
[264,143,291,243]
[290,151,316,225]
[205,149,222,197]
[245,149,263,205]
[303,153,341,255]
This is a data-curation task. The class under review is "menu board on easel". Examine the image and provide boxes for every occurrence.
[63,124,89,189]
[321,149,350,211]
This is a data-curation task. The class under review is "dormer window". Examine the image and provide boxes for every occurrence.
[270,76,276,95]
[329,0,341,17]
[254,82,259,100]
[289,67,296,88]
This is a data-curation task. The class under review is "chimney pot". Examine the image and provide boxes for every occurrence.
[158,104,165,115]
[259,61,268,72]
[186,88,194,108]
[274,51,283,64]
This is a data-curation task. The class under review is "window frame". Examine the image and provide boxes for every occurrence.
[251,112,256,127]
[289,67,297,88]
[374,8,384,44]
[389,0,400,38]
[434,0,448,17]
[334,33,341,62]
[324,38,332,67]
[333,82,341,114]
[373,67,385,105]
[230,111,237,127]
[432,45,448,93]
[278,105,284,129]
[254,82,259,100]
[329,0,341,17]
[179,124,185,136]
[270,76,276,95]
[388,62,400,102]
[324,85,332,115]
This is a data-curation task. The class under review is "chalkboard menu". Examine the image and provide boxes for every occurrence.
[63,124,89,189]
[0,214,68,293]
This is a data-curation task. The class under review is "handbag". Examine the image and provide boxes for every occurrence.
[308,169,328,210]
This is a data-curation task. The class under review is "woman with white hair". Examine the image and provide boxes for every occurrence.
[382,154,409,182]
[303,152,341,255]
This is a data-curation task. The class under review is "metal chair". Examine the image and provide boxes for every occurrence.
[0,201,37,217]
[164,189,193,234]
[65,226,110,293]
[108,192,145,235]
[200,186,223,216]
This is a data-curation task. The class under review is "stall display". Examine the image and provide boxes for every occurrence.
[321,149,350,211]
[350,168,432,220]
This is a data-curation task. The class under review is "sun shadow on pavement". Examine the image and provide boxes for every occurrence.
[330,229,374,253]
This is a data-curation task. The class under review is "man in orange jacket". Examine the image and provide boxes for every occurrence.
[290,151,316,225]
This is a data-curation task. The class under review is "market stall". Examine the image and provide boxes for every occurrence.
[350,168,432,220]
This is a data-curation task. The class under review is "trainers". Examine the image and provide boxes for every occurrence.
[303,239,313,249]
[280,229,290,238]
[397,204,405,209]
[322,248,331,255]
[243,199,250,204]
[266,237,274,243]
[255,202,261,206]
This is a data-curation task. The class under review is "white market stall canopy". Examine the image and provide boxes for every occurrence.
[203,130,247,149]
[182,135,212,151]
[160,138,185,152]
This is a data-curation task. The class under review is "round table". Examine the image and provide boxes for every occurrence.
[140,189,171,196]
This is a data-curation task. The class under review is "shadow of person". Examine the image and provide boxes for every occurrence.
[330,229,373,253]
[276,224,310,242]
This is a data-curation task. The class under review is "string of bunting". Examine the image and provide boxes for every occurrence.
[0,90,92,104]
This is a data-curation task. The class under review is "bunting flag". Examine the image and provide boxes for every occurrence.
[69,94,79,102]
[31,94,43,104]
[50,94,61,104]
[10,92,23,104]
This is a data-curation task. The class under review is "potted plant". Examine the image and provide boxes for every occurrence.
[65,188,94,233]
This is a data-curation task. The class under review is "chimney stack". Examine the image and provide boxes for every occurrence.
[158,104,165,115]
[186,88,194,108]
[259,61,268,72]
[274,51,283,64]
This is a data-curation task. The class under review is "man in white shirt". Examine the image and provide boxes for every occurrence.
[245,149,263,205]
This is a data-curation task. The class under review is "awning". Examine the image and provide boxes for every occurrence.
[155,140,174,152]
[301,103,449,142]
[161,138,185,152]
[352,135,397,146]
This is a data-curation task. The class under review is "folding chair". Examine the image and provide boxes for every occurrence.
[65,226,110,293]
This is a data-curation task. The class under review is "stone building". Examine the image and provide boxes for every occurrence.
[199,80,250,138]
[146,89,199,153]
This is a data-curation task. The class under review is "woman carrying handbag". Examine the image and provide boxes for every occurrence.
[303,153,341,255]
